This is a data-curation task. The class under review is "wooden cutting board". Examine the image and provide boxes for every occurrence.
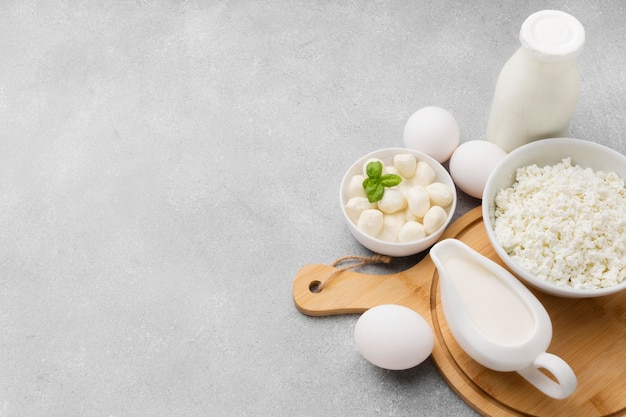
[292,207,626,417]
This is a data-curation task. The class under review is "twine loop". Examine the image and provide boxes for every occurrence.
[311,254,392,293]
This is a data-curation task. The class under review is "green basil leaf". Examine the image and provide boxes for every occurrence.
[364,179,385,203]
[369,183,385,203]
[365,161,383,179]
[363,178,380,196]
[380,174,402,187]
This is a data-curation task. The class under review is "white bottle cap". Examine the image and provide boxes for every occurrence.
[520,10,585,62]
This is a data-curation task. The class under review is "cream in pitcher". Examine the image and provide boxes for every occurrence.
[430,239,577,400]
[486,10,585,152]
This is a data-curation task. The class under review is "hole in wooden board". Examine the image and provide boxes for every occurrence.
[309,281,322,293]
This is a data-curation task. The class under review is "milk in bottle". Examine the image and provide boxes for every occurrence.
[486,10,585,152]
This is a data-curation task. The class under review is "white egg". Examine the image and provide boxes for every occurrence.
[354,304,434,370]
[403,106,460,163]
[450,140,507,199]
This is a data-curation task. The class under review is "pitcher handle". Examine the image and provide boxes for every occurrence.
[516,352,577,399]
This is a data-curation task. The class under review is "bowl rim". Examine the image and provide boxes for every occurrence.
[340,147,457,249]
[482,138,626,297]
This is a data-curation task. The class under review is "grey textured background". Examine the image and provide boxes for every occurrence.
[1,1,625,416]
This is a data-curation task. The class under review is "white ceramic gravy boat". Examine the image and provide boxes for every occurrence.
[430,238,577,400]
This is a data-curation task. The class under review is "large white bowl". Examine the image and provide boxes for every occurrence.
[482,138,626,298]
[340,148,457,257]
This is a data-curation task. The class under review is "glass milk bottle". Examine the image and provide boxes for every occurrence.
[486,10,585,152]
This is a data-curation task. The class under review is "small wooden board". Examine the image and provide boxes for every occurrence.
[293,207,626,417]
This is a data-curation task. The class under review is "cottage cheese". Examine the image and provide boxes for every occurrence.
[493,158,626,289]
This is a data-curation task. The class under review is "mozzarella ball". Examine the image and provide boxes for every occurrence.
[450,140,507,199]
[426,182,454,208]
[398,221,427,242]
[403,106,460,163]
[384,165,400,177]
[407,186,430,218]
[345,197,376,224]
[413,161,437,187]
[346,174,367,199]
[397,173,416,195]
[379,212,406,242]
[423,206,448,235]
[357,209,384,237]
[393,154,417,178]
[378,189,406,214]
[403,207,419,222]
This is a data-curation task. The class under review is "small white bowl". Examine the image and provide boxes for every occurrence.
[482,138,626,298]
[340,147,457,257]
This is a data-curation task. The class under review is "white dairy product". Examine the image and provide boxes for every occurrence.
[344,197,376,224]
[380,212,407,242]
[413,161,437,186]
[357,209,384,238]
[393,153,417,178]
[423,205,448,236]
[426,182,454,208]
[346,174,367,199]
[384,165,400,176]
[443,255,535,345]
[398,221,426,242]
[377,189,406,214]
[406,186,430,218]
[345,154,454,242]
[486,11,585,152]
[494,158,626,289]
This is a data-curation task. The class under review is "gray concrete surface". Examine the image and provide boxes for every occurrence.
[1,1,625,416]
